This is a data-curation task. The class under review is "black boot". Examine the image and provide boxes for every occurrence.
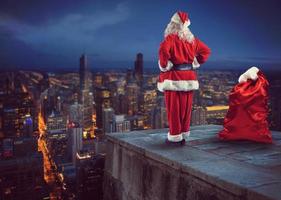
[165,138,186,145]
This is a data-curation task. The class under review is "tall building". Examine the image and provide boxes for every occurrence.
[0,92,35,138]
[69,101,83,126]
[94,87,111,134]
[40,88,61,122]
[79,54,94,136]
[46,112,67,142]
[0,73,45,199]
[67,126,83,165]
[126,115,145,130]
[46,111,67,133]
[0,143,45,199]
[134,53,143,87]
[23,114,33,137]
[79,54,89,91]
[151,96,167,129]
[112,115,131,132]
[76,154,105,200]
[125,79,140,116]
[140,88,157,128]
[81,90,94,135]
[102,107,114,133]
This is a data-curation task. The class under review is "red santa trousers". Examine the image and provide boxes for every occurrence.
[164,90,193,141]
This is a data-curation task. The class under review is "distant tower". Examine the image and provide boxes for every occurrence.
[79,54,93,136]
[79,54,88,91]
[134,53,143,87]
[95,87,112,132]
[102,107,114,133]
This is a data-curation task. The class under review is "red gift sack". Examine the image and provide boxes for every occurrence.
[219,67,272,143]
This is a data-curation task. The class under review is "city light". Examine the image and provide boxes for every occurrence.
[38,110,46,135]
[1,51,280,200]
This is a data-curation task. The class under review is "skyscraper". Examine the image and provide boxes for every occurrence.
[0,73,45,199]
[79,54,88,91]
[67,126,83,165]
[79,54,93,136]
[134,53,143,87]
[151,96,167,129]
[69,101,83,126]
[125,82,139,116]
[95,87,111,134]
[1,92,35,138]
[102,107,114,133]
[112,115,131,132]
[46,111,67,134]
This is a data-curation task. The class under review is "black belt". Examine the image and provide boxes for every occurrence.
[173,63,193,70]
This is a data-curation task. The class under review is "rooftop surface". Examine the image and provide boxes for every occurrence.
[107,125,281,200]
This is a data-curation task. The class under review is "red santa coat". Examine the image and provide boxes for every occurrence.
[157,34,211,92]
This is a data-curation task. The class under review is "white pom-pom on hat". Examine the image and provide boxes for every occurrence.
[171,11,191,27]
[238,66,260,83]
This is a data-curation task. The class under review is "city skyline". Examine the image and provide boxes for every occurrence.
[0,52,281,199]
[0,0,281,70]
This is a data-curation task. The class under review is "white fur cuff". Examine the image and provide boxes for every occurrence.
[167,132,183,142]
[182,131,190,136]
[157,80,199,92]
[238,66,259,83]
[158,60,174,72]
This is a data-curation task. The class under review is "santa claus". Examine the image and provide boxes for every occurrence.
[158,11,211,144]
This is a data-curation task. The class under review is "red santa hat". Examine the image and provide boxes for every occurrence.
[171,11,191,27]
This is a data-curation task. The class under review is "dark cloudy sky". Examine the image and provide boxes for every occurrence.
[0,0,281,70]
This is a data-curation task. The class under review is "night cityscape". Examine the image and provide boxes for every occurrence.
[1,0,281,200]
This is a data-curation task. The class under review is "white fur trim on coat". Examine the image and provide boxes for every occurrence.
[158,60,174,72]
[192,57,200,69]
[157,80,199,92]
[238,66,259,83]
[167,132,183,142]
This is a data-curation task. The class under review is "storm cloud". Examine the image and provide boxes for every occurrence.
[0,0,280,70]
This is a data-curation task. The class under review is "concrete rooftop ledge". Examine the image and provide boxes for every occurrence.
[103,125,281,200]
